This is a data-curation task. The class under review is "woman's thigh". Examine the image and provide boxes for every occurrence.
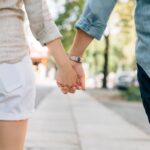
[0,120,28,150]
[0,55,36,149]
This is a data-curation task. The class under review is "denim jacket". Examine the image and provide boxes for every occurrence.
[76,0,150,77]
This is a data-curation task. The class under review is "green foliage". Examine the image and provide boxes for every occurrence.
[84,40,105,74]
[109,46,126,71]
[56,0,84,49]
[109,0,136,69]
[114,0,135,46]
[121,86,141,101]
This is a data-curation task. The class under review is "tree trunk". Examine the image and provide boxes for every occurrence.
[102,35,109,89]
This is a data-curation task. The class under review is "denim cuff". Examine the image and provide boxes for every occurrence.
[75,17,106,40]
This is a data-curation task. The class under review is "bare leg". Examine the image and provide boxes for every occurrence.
[0,120,28,150]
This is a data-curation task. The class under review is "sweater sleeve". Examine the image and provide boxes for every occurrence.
[23,0,62,46]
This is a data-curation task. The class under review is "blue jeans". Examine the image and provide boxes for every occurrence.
[137,64,150,123]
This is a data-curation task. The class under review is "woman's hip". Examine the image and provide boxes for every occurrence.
[0,55,36,120]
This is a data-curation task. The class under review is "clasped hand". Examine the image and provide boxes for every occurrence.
[56,60,85,94]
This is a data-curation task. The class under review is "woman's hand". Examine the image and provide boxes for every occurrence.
[46,38,78,94]
[56,62,78,94]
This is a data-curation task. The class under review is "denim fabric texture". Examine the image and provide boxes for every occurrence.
[76,0,150,77]
[137,64,150,122]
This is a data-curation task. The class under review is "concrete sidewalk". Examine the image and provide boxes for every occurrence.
[25,89,150,150]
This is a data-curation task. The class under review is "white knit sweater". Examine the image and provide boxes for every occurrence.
[0,0,61,63]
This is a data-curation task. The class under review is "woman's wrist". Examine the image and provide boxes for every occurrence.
[58,59,72,70]
[47,38,71,68]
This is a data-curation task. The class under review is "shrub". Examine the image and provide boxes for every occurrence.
[121,86,141,101]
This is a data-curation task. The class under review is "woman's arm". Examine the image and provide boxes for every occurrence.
[23,0,78,90]
[46,38,78,89]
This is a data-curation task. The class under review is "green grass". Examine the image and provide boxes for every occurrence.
[121,86,141,101]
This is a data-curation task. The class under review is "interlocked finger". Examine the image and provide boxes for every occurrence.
[57,82,77,94]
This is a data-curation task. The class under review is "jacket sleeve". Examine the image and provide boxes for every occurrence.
[23,0,62,46]
[75,0,117,40]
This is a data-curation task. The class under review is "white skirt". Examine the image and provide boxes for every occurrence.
[0,55,36,120]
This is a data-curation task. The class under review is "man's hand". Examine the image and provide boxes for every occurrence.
[71,61,85,90]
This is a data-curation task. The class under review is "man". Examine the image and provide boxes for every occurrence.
[58,0,150,123]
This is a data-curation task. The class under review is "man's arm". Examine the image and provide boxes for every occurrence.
[75,0,117,41]
[70,0,117,56]
[68,0,117,91]
[70,29,93,57]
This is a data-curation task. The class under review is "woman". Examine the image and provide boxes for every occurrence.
[0,0,78,149]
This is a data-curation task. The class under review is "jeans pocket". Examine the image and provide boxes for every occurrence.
[0,64,23,94]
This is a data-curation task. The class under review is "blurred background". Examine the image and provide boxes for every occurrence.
[25,0,139,100]
[24,0,150,150]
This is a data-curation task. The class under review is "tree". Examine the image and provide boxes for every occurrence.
[102,34,110,88]
[56,0,84,49]
[102,0,135,88]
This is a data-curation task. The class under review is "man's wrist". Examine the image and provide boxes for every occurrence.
[69,50,83,57]
[70,59,82,68]
[67,53,83,64]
